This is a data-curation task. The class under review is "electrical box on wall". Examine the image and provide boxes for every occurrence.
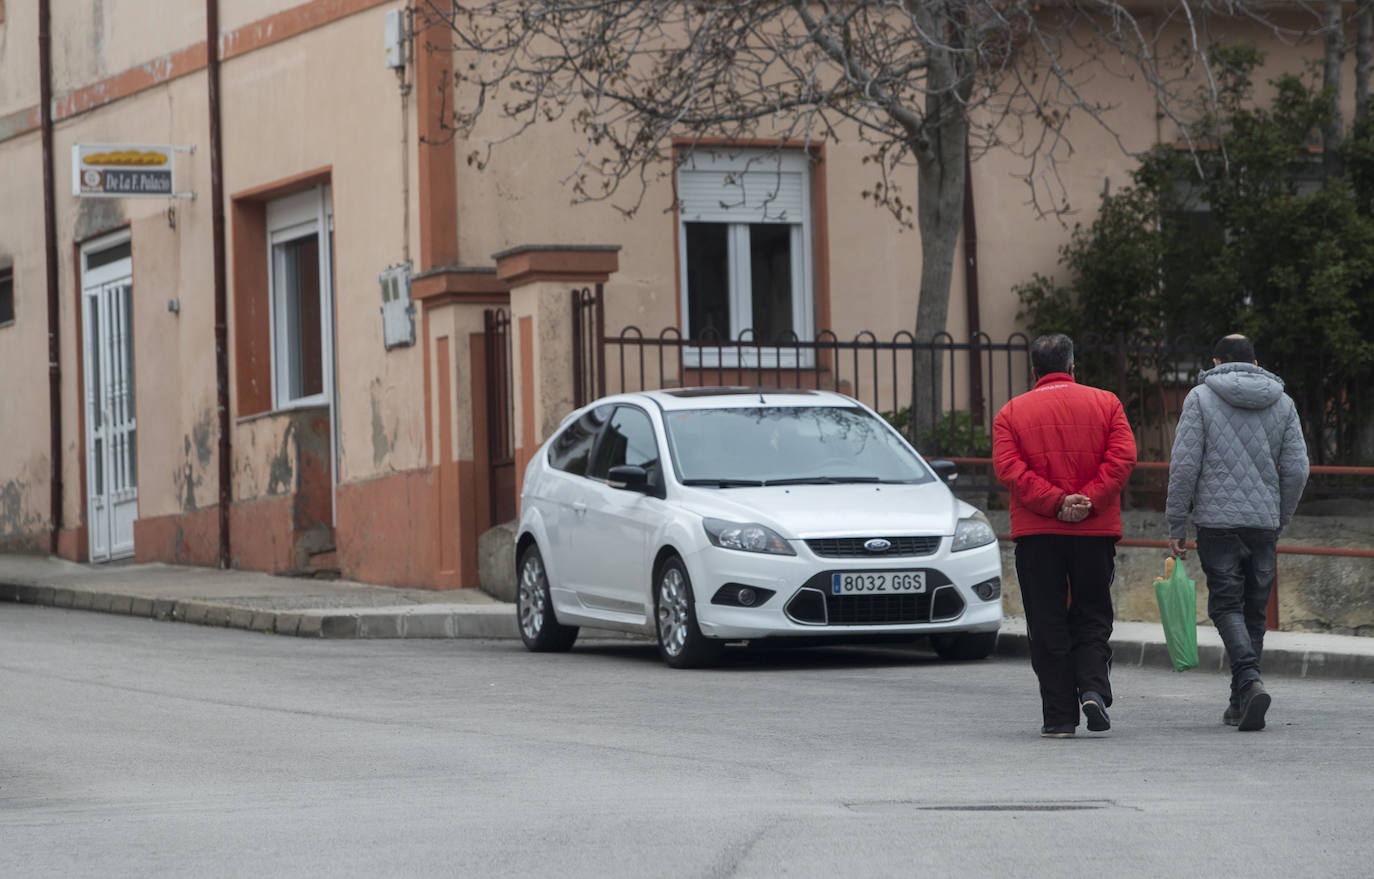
[379,262,415,350]
[384,8,406,69]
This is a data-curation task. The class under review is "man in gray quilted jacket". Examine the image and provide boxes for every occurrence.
[1166,334,1309,732]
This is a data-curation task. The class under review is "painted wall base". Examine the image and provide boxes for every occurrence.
[135,508,219,566]
[39,463,483,591]
[56,526,88,562]
[335,466,472,590]
[0,531,51,555]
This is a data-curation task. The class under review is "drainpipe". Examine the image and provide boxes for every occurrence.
[207,0,231,568]
[962,143,985,427]
[39,0,63,554]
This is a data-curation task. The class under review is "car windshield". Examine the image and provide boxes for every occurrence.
[662,406,934,485]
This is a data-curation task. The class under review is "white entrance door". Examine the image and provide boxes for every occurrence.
[81,233,138,561]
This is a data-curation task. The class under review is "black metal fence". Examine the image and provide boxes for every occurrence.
[483,307,516,524]
[571,285,1374,473]
[571,287,604,409]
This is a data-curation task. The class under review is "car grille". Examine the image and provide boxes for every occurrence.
[805,536,942,558]
[785,572,966,626]
[827,592,933,624]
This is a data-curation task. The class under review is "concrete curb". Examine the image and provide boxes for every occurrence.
[0,581,522,641]
[993,631,1374,683]
[5,579,1373,681]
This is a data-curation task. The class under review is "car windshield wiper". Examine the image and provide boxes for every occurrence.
[762,476,883,486]
[680,478,766,488]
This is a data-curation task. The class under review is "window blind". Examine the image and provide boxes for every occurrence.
[677,154,806,224]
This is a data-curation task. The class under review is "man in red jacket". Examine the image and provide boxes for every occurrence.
[993,334,1137,738]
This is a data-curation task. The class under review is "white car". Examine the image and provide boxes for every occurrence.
[515,388,1003,668]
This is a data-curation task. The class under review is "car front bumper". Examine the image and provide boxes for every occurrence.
[683,539,1004,641]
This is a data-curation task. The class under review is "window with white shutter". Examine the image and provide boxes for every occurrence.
[676,149,814,367]
[266,185,335,408]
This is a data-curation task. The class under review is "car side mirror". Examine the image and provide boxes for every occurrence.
[929,459,958,484]
[607,464,651,493]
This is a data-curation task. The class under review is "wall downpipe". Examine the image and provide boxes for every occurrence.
[39,0,63,554]
[207,0,232,568]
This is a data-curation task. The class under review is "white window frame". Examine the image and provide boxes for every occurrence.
[266,186,334,410]
[676,149,815,368]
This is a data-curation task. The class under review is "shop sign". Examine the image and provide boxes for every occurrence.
[71,144,184,197]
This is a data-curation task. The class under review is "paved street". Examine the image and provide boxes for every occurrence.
[2,604,1373,878]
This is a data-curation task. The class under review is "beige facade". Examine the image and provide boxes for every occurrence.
[0,2,1350,586]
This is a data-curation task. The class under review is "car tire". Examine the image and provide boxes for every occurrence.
[931,630,998,661]
[654,556,724,669]
[517,544,578,652]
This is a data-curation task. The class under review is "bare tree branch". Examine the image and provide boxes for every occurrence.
[421,0,1333,438]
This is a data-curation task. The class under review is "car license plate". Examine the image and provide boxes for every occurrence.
[831,571,926,595]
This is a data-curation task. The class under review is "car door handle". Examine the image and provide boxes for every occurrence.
[572,501,588,516]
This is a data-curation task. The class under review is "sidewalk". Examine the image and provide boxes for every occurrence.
[3,554,1373,681]
[0,554,514,639]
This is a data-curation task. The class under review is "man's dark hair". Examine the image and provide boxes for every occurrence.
[1029,333,1074,377]
[1213,334,1256,364]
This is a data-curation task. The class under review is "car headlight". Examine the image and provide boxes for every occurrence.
[952,512,997,552]
[702,518,796,555]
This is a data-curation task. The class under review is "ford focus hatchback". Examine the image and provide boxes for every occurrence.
[515,388,1002,668]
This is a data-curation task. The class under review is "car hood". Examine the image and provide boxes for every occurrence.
[671,481,961,538]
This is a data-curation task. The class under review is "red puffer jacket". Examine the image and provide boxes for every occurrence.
[992,373,1137,538]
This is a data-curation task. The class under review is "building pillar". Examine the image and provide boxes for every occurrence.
[383,266,507,589]
[494,245,620,507]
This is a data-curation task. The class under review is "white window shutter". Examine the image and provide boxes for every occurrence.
[678,153,807,223]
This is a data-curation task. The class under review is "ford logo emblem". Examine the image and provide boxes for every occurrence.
[864,538,892,553]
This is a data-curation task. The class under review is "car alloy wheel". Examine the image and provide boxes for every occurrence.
[518,551,546,640]
[517,545,578,652]
[654,556,722,668]
[657,565,690,656]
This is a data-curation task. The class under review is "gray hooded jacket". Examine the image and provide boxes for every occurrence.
[1166,362,1309,539]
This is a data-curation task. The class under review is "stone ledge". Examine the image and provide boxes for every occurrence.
[493,244,620,286]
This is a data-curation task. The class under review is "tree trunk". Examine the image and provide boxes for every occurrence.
[907,1,973,454]
[1324,0,1346,184]
[1358,2,1372,124]
[910,103,968,452]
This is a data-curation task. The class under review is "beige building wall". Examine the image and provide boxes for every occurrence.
[0,3,40,119]
[44,74,215,528]
[0,4,46,552]
[0,2,1362,580]
[0,130,52,550]
[0,0,427,567]
[48,0,205,90]
[452,11,1359,343]
[216,6,424,483]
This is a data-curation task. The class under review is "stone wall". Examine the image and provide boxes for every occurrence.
[989,510,1374,637]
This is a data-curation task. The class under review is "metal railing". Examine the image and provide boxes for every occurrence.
[570,285,1374,474]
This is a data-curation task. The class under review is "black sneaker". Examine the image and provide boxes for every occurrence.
[1222,703,1242,726]
[1040,724,1076,738]
[1081,691,1111,732]
[1238,680,1271,732]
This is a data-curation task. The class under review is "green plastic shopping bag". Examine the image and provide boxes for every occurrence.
[1153,556,1199,672]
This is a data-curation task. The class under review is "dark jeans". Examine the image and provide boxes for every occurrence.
[1014,535,1117,728]
[1195,526,1278,705]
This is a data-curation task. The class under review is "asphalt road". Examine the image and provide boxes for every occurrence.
[2,604,1373,878]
